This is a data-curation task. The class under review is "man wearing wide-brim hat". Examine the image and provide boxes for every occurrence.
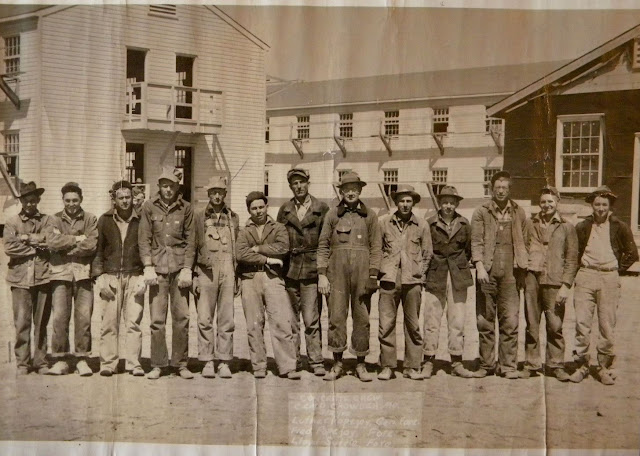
[422,185,476,379]
[186,175,239,379]
[317,171,382,382]
[570,185,639,385]
[4,181,56,375]
[377,184,432,381]
[138,166,196,380]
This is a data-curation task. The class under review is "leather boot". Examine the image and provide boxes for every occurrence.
[597,353,615,385]
[569,357,589,383]
[450,355,474,378]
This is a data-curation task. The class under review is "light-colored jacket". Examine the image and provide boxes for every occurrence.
[48,209,98,282]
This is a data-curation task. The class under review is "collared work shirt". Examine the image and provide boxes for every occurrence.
[113,210,135,242]
[188,203,240,270]
[294,195,312,221]
[581,216,618,270]
[47,208,98,282]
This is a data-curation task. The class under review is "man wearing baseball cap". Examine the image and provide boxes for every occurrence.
[317,171,382,382]
[570,185,638,385]
[138,166,195,380]
[520,186,578,381]
[46,181,98,376]
[471,170,528,379]
[4,181,55,375]
[377,184,431,381]
[188,176,239,379]
[276,168,329,376]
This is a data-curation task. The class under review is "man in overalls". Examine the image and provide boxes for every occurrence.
[471,171,527,379]
[317,172,382,382]
[189,176,239,379]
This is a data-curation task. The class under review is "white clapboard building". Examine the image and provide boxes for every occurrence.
[265,62,564,219]
[0,4,267,223]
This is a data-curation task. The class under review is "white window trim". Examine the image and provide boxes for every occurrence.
[555,113,604,193]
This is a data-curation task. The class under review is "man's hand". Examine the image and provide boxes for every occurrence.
[555,283,570,306]
[364,276,379,297]
[19,234,29,243]
[133,276,147,298]
[318,274,330,296]
[265,257,283,267]
[98,274,116,300]
[191,276,201,297]
[251,246,259,253]
[476,262,490,284]
[75,234,87,243]
[515,268,526,291]
[177,268,193,289]
[143,266,158,286]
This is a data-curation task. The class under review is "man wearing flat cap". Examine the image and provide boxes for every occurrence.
[423,186,475,379]
[46,182,98,376]
[276,168,329,376]
[317,171,382,382]
[377,184,431,381]
[236,191,300,379]
[471,170,528,379]
[4,181,55,375]
[520,186,578,382]
[187,176,239,379]
[570,185,638,385]
[138,166,195,380]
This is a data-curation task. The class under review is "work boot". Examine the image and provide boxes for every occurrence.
[472,368,494,378]
[146,367,162,380]
[403,368,423,381]
[323,361,344,381]
[218,362,232,379]
[451,356,474,378]
[355,363,373,382]
[286,371,302,380]
[201,361,216,378]
[569,361,589,383]
[598,368,615,385]
[36,366,50,375]
[421,357,434,379]
[253,370,267,379]
[16,366,29,376]
[100,367,114,377]
[378,367,393,381]
[131,366,145,377]
[552,368,571,382]
[47,360,70,376]
[518,369,539,379]
[178,367,194,379]
[76,359,93,377]
[504,371,519,380]
[312,365,327,377]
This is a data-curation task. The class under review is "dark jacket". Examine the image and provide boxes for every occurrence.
[575,214,639,272]
[236,216,290,279]
[189,203,240,270]
[92,210,144,277]
[425,212,473,293]
[524,212,579,286]
[276,195,329,281]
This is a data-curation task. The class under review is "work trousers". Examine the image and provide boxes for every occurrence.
[241,271,297,375]
[285,278,323,368]
[50,279,93,358]
[524,271,565,370]
[149,271,190,368]
[98,273,144,371]
[195,259,235,362]
[378,269,422,369]
[424,272,468,357]
[12,285,51,369]
[573,268,620,362]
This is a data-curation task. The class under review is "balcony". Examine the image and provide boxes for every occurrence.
[123,82,223,135]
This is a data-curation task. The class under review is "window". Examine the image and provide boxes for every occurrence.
[483,168,501,197]
[264,169,269,196]
[383,169,398,197]
[339,113,353,138]
[296,115,310,140]
[431,168,448,195]
[384,111,399,136]
[125,143,144,184]
[265,117,270,144]
[2,132,18,177]
[149,5,177,18]
[126,49,146,115]
[174,146,192,201]
[556,115,603,191]
[433,108,449,134]
[485,116,504,134]
[4,35,20,75]
[175,55,194,119]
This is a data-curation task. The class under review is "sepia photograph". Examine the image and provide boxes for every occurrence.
[0,1,639,454]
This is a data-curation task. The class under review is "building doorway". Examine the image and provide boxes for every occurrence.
[175,145,193,202]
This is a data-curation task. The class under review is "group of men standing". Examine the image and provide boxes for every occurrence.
[4,166,638,385]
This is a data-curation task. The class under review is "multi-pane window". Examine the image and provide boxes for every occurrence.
[431,168,448,195]
[339,113,353,138]
[4,36,20,75]
[433,108,449,134]
[2,132,19,177]
[383,169,398,197]
[485,116,504,134]
[483,168,501,197]
[265,117,270,144]
[384,111,399,136]
[297,115,310,140]
[264,169,269,196]
[556,116,603,190]
[125,143,144,184]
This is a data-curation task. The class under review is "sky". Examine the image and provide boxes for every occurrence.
[220,6,640,82]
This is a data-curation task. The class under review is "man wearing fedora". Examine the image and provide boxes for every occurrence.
[317,171,382,382]
[471,170,528,379]
[46,182,98,376]
[423,185,475,379]
[520,186,578,382]
[570,185,638,385]
[277,168,329,376]
[377,184,431,381]
[188,176,239,379]
[139,167,195,380]
[4,181,55,375]
[236,191,300,380]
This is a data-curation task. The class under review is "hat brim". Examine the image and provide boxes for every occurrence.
[19,188,45,198]
[158,176,180,183]
[391,191,421,204]
[337,181,367,188]
[586,192,617,203]
[436,193,463,202]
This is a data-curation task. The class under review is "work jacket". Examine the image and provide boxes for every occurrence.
[236,216,290,279]
[575,214,639,272]
[276,195,329,281]
[189,203,239,270]
[92,209,144,277]
[48,209,98,282]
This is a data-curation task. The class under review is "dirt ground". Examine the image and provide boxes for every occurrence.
[0,245,639,451]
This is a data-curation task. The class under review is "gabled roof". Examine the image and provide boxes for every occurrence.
[267,61,566,111]
[487,22,640,117]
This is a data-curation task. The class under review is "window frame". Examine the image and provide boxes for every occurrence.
[2,131,19,177]
[555,113,604,193]
[339,113,353,138]
[4,35,20,76]
[483,167,501,198]
[296,115,310,140]
[382,168,398,197]
[384,110,399,137]
[431,168,448,195]
[433,107,449,134]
